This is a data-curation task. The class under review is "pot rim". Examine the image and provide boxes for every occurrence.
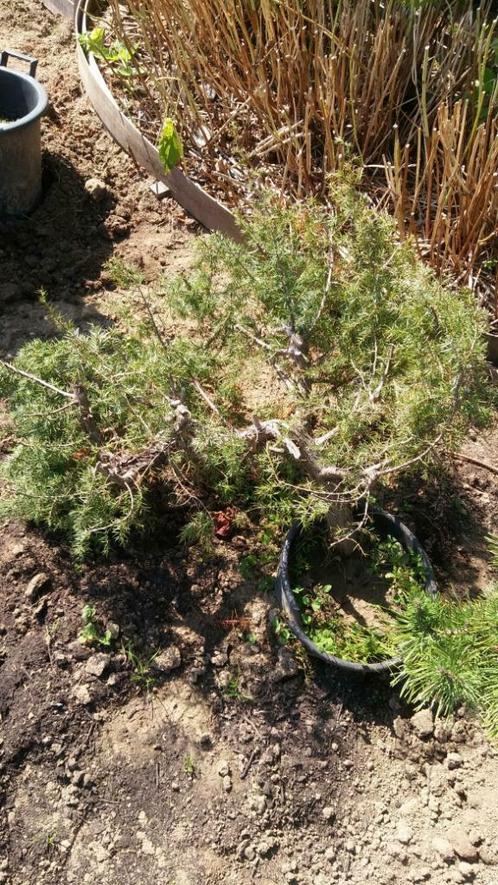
[275,506,438,675]
[0,67,48,133]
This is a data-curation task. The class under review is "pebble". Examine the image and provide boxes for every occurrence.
[85,654,111,679]
[431,836,455,863]
[71,770,85,787]
[457,862,476,881]
[217,760,231,777]
[154,645,182,673]
[70,684,93,706]
[446,752,463,770]
[84,178,108,201]
[274,647,299,681]
[447,828,479,862]
[397,822,413,845]
[479,847,498,865]
[25,572,51,601]
[411,709,434,739]
[222,776,232,793]
[322,806,334,822]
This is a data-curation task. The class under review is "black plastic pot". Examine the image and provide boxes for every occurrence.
[276,507,438,675]
[0,50,48,217]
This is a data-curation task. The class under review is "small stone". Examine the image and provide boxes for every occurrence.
[85,654,111,679]
[434,721,451,743]
[210,647,229,667]
[154,645,182,674]
[222,775,232,792]
[447,828,479,862]
[446,752,463,770]
[274,647,299,681]
[71,684,93,706]
[107,622,120,639]
[410,868,431,882]
[248,793,266,814]
[66,640,92,661]
[71,770,85,787]
[468,830,482,847]
[322,806,335,822]
[397,823,413,845]
[84,178,108,201]
[325,846,335,862]
[451,720,467,743]
[432,837,454,863]
[25,572,51,601]
[106,673,121,688]
[217,760,231,777]
[243,845,256,861]
[34,598,48,620]
[393,717,407,739]
[457,862,475,881]
[257,838,277,858]
[479,847,498,865]
[411,709,434,739]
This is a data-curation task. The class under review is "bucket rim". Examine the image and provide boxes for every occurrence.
[0,67,48,133]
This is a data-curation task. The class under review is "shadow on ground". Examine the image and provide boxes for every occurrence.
[0,152,117,353]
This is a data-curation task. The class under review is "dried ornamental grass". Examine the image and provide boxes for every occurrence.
[105,0,498,281]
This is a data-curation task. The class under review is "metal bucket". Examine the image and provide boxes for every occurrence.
[0,50,48,216]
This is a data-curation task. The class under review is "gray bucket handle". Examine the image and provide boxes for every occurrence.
[0,49,38,78]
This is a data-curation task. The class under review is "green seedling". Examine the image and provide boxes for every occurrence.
[79,605,114,648]
[104,256,145,289]
[158,118,183,172]
[124,643,159,693]
[183,754,196,776]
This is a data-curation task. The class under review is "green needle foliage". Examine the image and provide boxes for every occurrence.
[0,180,489,558]
[390,586,498,734]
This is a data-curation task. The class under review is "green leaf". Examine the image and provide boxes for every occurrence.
[157,118,183,172]
[78,27,107,58]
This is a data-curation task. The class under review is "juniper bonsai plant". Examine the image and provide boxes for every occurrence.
[0,177,488,558]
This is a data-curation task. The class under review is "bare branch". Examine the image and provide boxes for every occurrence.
[370,344,394,403]
[238,418,345,485]
[192,379,221,416]
[453,452,498,478]
[0,359,74,400]
[73,384,103,445]
[234,323,300,393]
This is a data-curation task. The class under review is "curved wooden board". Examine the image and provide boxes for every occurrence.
[41,0,74,19]
[73,0,243,241]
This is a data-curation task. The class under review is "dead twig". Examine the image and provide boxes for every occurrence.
[453,452,498,478]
